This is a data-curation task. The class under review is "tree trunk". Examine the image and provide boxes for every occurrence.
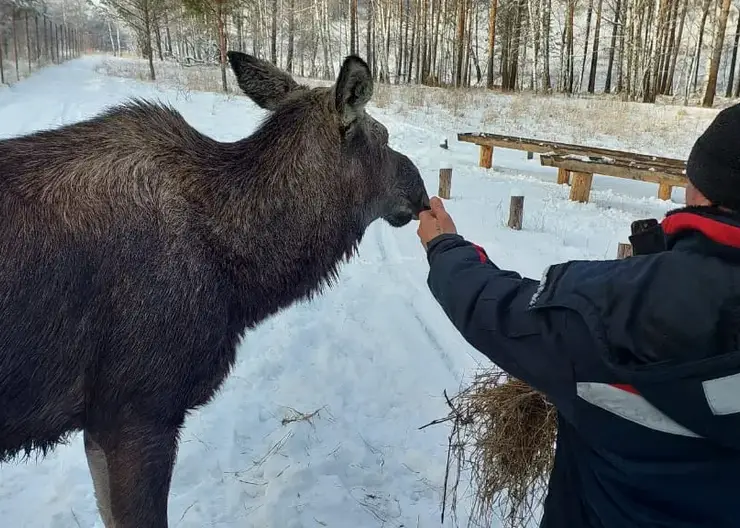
[420,0,428,83]
[624,0,635,97]
[658,0,679,93]
[287,0,295,72]
[616,0,627,92]
[455,0,466,87]
[416,0,423,83]
[403,0,411,80]
[154,17,164,61]
[368,0,375,78]
[432,0,442,82]
[144,0,155,80]
[566,0,574,93]
[529,0,541,91]
[271,0,278,65]
[542,0,551,90]
[726,9,740,97]
[217,0,228,92]
[665,0,687,94]
[604,0,620,92]
[511,0,523,90]
[703,0,731,106]
[407,0,416,82]
[1,19,5,83]
[693,0,713,93]
[164,10,172,55]
[587,0,603,92]
[320,0,331,78]
[25,13,31,73]
[12,10,19,80]
[486,0,498,88]
[384,0,393,80]
[395,0,404,82]
[643,0,664,102]
[650,0,670,96]
[372,0,378,78]
[350,0,357,55]
[579,0,594,91]
[462,0,473,86]
[34,14,40,61]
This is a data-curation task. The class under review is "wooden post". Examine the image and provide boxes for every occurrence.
[557,167,571,185]
[617,243,633,259]
[527,151,534,160]
[479,145,493,168]
[569,171,594,203]
[508,196,524,230]
[658,182,673,201]
[439,168,452,199]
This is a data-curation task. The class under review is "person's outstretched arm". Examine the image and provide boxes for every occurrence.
[417,198,585,414]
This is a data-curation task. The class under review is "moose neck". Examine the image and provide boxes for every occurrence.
[206,129,371,323]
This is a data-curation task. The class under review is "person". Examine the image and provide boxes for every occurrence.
[417,104,740,528]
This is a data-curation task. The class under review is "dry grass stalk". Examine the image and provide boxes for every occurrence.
[280,406,325,427]
[424,370,558,528]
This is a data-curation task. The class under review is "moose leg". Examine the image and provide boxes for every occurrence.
[84,430,115,528]
[102,421,181,528]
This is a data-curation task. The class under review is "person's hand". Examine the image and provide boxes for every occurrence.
[417,196,457,250]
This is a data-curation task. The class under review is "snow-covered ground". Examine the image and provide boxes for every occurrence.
[0,55,713,527]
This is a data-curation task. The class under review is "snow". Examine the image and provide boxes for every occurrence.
[0,55,697,527]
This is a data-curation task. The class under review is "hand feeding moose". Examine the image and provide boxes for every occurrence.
[0,52,430,527]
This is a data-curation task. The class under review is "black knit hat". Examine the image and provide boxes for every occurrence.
[687,103,740,210]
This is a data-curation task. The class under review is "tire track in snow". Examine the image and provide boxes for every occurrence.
[367,221,476,379]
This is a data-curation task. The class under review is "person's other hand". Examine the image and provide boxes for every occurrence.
[417,196,457,250]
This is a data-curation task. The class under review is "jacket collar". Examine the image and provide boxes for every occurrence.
[663,206,740,247]
[661,206,740,261]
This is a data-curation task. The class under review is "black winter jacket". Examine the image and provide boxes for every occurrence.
[425,206,740,528]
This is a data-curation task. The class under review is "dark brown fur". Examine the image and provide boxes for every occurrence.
[0,53,429,527]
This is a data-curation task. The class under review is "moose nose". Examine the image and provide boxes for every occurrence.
[412,190,431,219]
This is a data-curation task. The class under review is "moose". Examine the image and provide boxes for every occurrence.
[0,52,430,527]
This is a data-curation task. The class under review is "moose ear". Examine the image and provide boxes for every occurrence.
[334,55,373,126]
[227,51,302,111]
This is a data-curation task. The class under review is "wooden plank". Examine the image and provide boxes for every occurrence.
[457,132,685,170]
[479,145,493,169]
[539,155,688,187]
[569,171,593,203]
[539,152,686,178]
[544,154,687,180]
[557,167,571,185]
[458,132,686,168]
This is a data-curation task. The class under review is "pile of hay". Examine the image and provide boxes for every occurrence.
[425,370,558,528]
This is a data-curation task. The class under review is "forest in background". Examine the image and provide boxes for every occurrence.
[2,0,740,107]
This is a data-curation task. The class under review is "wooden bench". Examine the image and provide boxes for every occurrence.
[456,132,687,203]
[540,154,688,203]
